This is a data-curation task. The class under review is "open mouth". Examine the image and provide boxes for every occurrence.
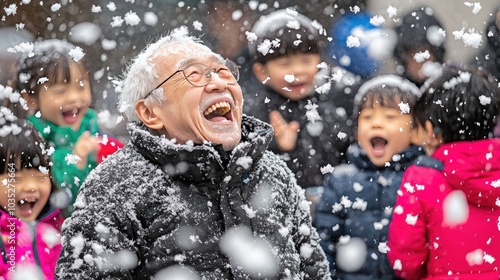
[62,108,80,124]
[18,197,37,216]
[203,101,232,122]
[370,137,387,156]
[288,82,310,94]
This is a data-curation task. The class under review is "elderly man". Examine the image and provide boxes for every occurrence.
[55,28,330,279]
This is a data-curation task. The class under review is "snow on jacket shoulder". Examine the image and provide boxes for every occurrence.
[55,115,330,280]
[388,139,500,280]
[0,208,64,280]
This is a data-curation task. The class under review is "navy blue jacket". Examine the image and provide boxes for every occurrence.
[313,143,424,280]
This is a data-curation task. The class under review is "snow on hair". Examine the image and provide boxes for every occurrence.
[248,8,322,57]
[354,74,421,106]
[118,26,201,122]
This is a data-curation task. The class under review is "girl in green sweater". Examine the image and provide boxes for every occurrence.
[13,39,123,211]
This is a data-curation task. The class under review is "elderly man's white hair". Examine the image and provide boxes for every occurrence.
[118,27,203,122]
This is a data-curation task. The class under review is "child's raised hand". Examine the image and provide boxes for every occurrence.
[269,110,300,152]
[73,131,100,169]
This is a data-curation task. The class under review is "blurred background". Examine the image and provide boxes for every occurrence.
[0,0,497,139]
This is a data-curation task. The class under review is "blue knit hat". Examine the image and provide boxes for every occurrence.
[327,11,397,78]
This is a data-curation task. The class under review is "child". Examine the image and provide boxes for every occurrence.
[0,109,68,279]
[387,66,500,279]
[244,8,355,197]
[468,4,500,137]
[394,6,446,87]
[13,39,123,208]
[313,75,424,279]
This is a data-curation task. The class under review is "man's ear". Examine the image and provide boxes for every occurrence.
[135,100,164,130]
[252,63,268,82]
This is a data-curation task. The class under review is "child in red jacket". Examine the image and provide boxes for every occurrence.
[387,65,500,279]
[0,109,69,279]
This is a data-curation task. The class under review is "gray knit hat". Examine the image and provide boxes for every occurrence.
[248,8,323,59]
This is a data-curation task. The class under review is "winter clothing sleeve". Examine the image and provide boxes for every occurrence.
[51,147,93,201]
[313,172,342,274]
[387,165,437,280]
[388,140,500,279]
[288,180,330,279]
[55,170,139,279]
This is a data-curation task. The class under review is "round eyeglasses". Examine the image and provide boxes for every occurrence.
[144,59,240,99]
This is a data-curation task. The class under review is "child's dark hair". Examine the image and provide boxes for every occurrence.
[415,65,500,143]
[0,112,52,176]
[0,110,71,214]
[394,6,446,67]
[14,39,91,99]
[248,9,323,64]
[353,74,421,121]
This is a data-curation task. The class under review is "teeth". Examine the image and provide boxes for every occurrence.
[19,198,37,204]
[204,101,231,116]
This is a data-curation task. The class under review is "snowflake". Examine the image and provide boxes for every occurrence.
[403,182,415,193]
[352,197,367,211]
[320,164,335,174]
[91,5,102,13]
[51,3,61,12]
[124,11,141,26]
[387,5,398,18]
[479,95,491,105]
[346,35,360,48]
[405,214,418,226]
[337,131,347,140]
[65,154,82,165]
[378,242,389,253]
[68,46,85,62]
[393,259,402,271]
[370,15,385,26]
[193,21,203,31]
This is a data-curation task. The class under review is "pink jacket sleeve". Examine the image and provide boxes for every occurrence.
[387,166,436,280]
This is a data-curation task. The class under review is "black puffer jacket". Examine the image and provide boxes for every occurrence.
[55,115,330,280]
[314,143,424,280]
[243,73,355,189]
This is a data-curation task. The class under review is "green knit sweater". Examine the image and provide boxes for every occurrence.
[28,109,99,205]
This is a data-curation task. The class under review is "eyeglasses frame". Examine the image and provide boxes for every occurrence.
[143,59,240,100]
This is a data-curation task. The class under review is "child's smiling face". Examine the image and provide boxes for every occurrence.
[0,168,52,221]
[253,52,321,101]
[28,61,92,131]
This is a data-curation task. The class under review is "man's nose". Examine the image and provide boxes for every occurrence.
[206,71,228,91]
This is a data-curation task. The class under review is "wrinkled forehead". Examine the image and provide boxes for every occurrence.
[152,41,225,72]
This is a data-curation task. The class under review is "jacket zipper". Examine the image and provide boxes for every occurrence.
[28,221,44,279]
[0,232,7,263]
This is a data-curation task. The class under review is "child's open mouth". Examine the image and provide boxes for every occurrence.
[203,101,232,122]
[62,108,81,124]
[371,137,388,157]
[18,197,37,217]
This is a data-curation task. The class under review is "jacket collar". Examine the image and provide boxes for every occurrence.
[347,143,424,171]
[27,108,99,146]
[129,115,273,183]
